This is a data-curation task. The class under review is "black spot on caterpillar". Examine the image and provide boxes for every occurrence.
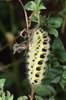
[38,60,43,65]
[36,67,41,71]
[40,54,45,58]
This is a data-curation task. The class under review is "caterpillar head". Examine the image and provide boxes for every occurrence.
[27,28,50,84]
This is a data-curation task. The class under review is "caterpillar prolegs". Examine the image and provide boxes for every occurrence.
[27,28,50,84]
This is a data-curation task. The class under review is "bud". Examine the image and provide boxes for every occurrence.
[5,32,15,45]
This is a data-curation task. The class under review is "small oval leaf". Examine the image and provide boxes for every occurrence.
[48,28,58,37]
[47,17,63,28]
[35,95,43,100]
[62,71,66,79]
[25,1,36,11]
[51,76,60,83]
[35,84,55,97]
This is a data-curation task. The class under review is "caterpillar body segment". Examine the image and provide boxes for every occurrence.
[27,28,50,84]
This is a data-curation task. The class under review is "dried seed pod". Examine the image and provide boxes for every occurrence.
[27,28,50,84]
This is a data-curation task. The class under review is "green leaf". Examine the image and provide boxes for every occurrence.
[46,85,56,94]
[0,74,13,87]
[0,79,5,89]
[17,97,23,100]
[56,51,66,63]
[47,17,63,28]
[0,97,2,100]
[40,15,46,26]
[35,0,41,5]
[35,85,50,96]
[2,92,6,100]
[52,38,65,51]
[25,0,46,11]
[35,95,43,100]
[49,96,55,100]
[49,54,60,68]
[52,38,66,63]
[31,15,38,22]
[6,91,11,98]
[58,8,66,17]
[51,76,60,83]
[17,96,28,100]
[63,65,66,70]
[6,91,14,100]
[48,28,58,37]
[22,96,28,100]
[8,95,13,100]
[35,84,55,97]
[59,79,66,89]
[38,4,46,10]
[62,71,66,80]
[25,1,36,11]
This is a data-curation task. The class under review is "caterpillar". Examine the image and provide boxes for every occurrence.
[27,28,50,84]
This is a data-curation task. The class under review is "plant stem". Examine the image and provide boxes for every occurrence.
[30,83,34,100]
[19,0,29,29]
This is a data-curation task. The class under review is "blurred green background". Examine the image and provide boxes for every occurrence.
[0,0,66,99]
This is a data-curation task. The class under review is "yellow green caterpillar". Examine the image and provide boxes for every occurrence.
[27,28,50,84]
